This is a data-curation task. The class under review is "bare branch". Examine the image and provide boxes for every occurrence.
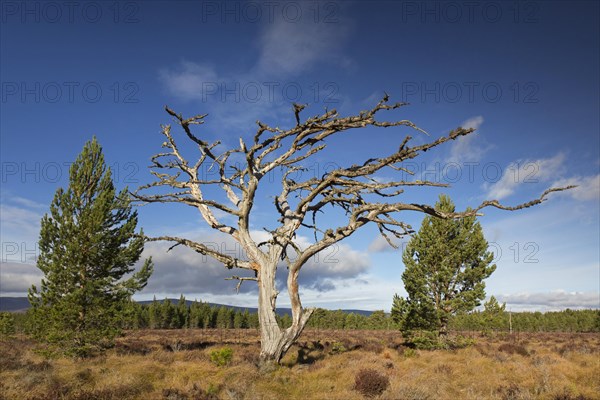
[139,95,574,275]
[407,186,577,219]
[226,275,258,293]
[138,94,574,364]
[144,235,255,271]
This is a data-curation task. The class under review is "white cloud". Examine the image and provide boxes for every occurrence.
[288,275,402,311]
[10,197,47,209]
[157,58,297,131]
[137,273,402,312]
[295,239,370,286]
[256,14,351,77]
[368,235,400,253]
[159,61,219,101]
[495,290,599,311]
[137,228,371,297]
[486,153,566,200]
[362,91,385,106]
[0,197,45,264]
[159,6,352,105]
[0,204,43,239]
[462,116,484,130]
[139,239,249,295]
[553,174,600,201]
[0,191,372,299]
[480,195,599,303]
[447,116,491,163]
[0,262,43,294]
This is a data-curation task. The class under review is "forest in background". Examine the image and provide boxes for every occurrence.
[2,296,598,336]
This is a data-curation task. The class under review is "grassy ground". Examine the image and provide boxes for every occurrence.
[1,329,598,399]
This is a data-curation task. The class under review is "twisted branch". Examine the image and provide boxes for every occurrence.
[135,95,574,300]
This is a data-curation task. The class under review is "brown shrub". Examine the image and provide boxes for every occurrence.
[26,375,71,400]
[75,368,94,384]
[557,342,594,357]
[22,371,53,393]
[434,363,453,375]
[552,391,593,400]
[386,385,432,400]
[353,369,389,398]
[0,342,24,371]
[222,371,260,400]
[161,383,220,400]
[474,343,490,356]
[496,383,528,400]
[498,343,530,357]
[381,350,392,359]
[532,355,556,367]
[69,381,152,400]
[26,360,52,372]
[360,341,385,354]
[151,350,175,364]
[237,346,260,366]
[180,349,209,363]
[115,340,152,356]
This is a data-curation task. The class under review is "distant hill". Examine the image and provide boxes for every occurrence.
[0,297,374,316]
[0,297,30,312]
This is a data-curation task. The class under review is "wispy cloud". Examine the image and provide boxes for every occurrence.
[495,290,599,311]
[256,15,352,77]
[159,61,218,101]
[0,204,43,239]
[368,235,401,253]
[158,59,292,132]
[0,262,43,294]
[552,174,600,201]
[486,153,566,200]
[446,116,492,163]
[10,197,47,210]
[0,197,45,264]
[159,6,353,107]
[462,116,484,130]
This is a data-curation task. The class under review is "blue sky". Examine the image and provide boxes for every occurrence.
[1,1,598,311]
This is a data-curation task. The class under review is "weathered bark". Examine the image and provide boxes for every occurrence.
[439,319,449,337]
[438,308,450,337]
[257,260,314,365]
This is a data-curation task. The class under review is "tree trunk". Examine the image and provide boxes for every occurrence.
[257,262,313,367]
[439,316,449,337]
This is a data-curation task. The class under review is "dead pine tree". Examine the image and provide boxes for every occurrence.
[134,95,572,367]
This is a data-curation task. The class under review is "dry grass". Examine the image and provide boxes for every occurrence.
[0,330,598,399]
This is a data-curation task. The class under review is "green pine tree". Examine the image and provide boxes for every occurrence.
[279,314,292,329]
[482,296,507,332]
[28,137,153,357]
[216,306,233,329]
[0,312,16,337]
[148,296,161,329]
[176,295,189,329]
[161,298,176,329]
[233,310,248,329]
[401,194,495,336]
[189,300,202,328]
[247,311,259,329]
[241,310,251,329]
[367,310,388,330]
[483,296,505,314]
[391,294,407,328]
